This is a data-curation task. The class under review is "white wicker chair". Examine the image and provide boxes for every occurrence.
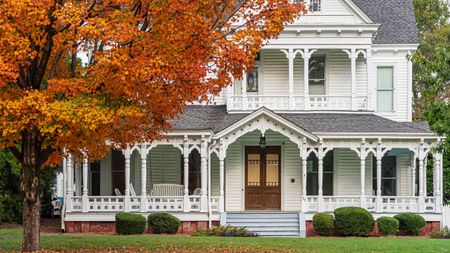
[114,188,122,196]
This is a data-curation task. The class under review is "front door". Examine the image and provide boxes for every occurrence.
[245,146,281,210]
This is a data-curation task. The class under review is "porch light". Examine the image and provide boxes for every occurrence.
[259,134,266,149]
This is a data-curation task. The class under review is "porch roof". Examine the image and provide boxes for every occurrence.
[351,0,418,44]
[171,105,433,135]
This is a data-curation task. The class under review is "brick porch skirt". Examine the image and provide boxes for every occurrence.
[65,221,220,234]
[306,220,441,237]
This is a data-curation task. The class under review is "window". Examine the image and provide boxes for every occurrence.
[377,67,394,112]
[309,55,326,95]
[111,150,125,194]
[90,161,101,196]
[307,152,334,195]
[310,0,321,12]
[372,155,397,196]
[246,67,259,93]
[181,149,201,194]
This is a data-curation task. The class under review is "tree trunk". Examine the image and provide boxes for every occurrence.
[21,129,42,252]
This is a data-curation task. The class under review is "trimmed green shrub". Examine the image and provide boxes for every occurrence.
[334,207,374,236]
[394,213,426,236]
[115,212,146,235]
[312,213,334,236]
[193,225,258,237]
[377,216,399,236]
[148,212,181,234]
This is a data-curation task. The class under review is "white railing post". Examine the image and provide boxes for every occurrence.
[183,136,191,212]
[82,155,89,212]
[219,139,226,213]
[242,72,248,110]
[140,144,150,212]
[376,140,383,212]
[200,136,208,212]
[281,48,296,110]
[317,142,324,212]
[123,148,131,212]
[66,155,74,212]
[302,49,311,110]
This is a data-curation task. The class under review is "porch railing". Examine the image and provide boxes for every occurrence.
[67,195,220,213]
[305,196,438,213]
[226,95,367,111]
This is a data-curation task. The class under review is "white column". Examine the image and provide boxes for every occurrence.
[75,163,81,196]
[303,49,310,110]
[418,142,425,213]
[123,149,131,212]
[359,140,367,209]
[344,49,357,110]
[65,155,74,212]
[183,136,190,212]
[282,49,295,109]
[433,153,442,213]
[366,49,372,111]
[200,136,208,212]
[317,146,324,212]
[242,72,248,110]
[300,140,308,211]
[219,139,225,213]
[376,142,383,212]
[407,50,413,121]
[82,155,89,212]
[140,145,149,212]
[412,153,417,196]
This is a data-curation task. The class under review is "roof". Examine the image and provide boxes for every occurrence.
[171,105,433,135]
[351,0,419,44]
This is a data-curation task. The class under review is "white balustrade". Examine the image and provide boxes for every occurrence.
[226,95,367,111]
[381,197,419,213]
[70,196,83,212]
[189,196,201,211]
[147,196,184,212]
[88,196,125,212]
[210,197,220,212]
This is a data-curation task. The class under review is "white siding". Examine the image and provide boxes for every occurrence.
[261,50,289,95]
[335,148,371,196]
[100,151,112,195]
[295,0,365,24]
[147,145,181,192]
[211,154,220,196]
[399,153,412,196]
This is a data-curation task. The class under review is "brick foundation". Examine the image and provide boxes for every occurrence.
[65,220,219,234]
[306,220,441,237]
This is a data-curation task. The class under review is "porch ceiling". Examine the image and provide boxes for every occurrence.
[170,105,434,136]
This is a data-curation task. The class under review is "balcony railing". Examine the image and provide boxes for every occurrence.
[226,95,368,111]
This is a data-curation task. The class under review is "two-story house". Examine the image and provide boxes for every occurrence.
[62,0,444,237]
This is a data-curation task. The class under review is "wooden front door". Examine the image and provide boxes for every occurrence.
[245,146,281,210]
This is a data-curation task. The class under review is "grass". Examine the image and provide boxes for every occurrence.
[1,227,450,252]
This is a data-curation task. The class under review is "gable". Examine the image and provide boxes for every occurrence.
[295,0,372,25]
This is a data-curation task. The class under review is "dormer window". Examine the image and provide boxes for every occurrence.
[310,0,321,12]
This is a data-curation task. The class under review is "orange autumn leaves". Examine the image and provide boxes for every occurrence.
[0,0,305,165]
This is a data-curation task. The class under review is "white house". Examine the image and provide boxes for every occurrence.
[62,0,445,237]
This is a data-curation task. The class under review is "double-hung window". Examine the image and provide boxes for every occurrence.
[309,55,326,95]
[310,0,321,12]
[306,152,334,196]
[377,67,394,112]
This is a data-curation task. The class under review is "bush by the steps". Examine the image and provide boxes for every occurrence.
[115,212,146,235]
[334,207,374,236]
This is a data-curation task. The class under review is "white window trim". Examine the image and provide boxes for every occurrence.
[375,64,397,113]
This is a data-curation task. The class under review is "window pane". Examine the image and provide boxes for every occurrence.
[323,173,333,196]
[377,90,393,112]
[266,154,279,186]
[310,0,321,12]
[382,179,396,196]
[247,154,260,186]
[309,56,325,80]
[307,172,318,195]
[323,152,334,172]
[246,68,258,93]
[377,67,393,89]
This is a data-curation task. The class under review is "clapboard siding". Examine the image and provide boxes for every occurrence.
[225,138,244,211]
[399,153,412,196]
[328,51,352,96]
[283,140,301,211]
[296,0,364,24]
[100,151,112,195]
[262,50,289,95]
[211,154,220,196]
[335,148,372,196]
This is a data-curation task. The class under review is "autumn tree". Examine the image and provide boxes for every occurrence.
[0,0,304,251]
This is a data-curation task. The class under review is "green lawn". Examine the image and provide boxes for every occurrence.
[1,227,449,252]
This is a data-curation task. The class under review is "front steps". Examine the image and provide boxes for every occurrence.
[224,212,306,237]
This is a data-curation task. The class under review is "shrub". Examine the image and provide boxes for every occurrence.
[394,213,426,236]
[193,225,258,237]
[115,212,146,235]
[148,213,181,234]
[312,213,334,236]
[430,226,450,239]
[334,207,374,236]
[377,217,399,236]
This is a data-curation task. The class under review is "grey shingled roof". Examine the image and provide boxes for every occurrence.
[352,0,419,44]
[171,105,433,134]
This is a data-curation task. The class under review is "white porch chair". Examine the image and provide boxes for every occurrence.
[130,183,137,197]
[150,184,183,196]
[114,188,122,196]
[193,188,201,196]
